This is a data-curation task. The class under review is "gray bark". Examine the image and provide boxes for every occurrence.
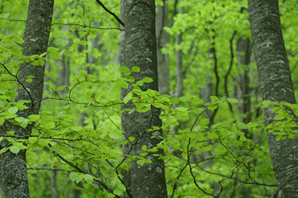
[51,170,59,198]
[156,1,170,95]
[248,0,298,197]
[0,0,54,197]
[120,1,167,197]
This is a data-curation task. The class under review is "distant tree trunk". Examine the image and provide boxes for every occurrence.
[120,1,168,197]
[248,0,298,197]
[236,37,252,137]
[51,170,59,198]
[174,6,185,101]
[0,0,54,197]
[236,37,252,198]
[156,0,170,95]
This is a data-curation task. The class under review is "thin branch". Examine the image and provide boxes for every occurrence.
[52,22,122,31]
[46,144,119,197]
[187,138,216,197]
[95,0,124,27]
[224,30,237,113]
[170,162,188,198]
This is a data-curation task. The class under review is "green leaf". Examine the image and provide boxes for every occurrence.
[227,98,238,104]
[119,66,130,73]
[26,75,34,82]
[137,160,145,166]
[237,122,247,129]
[0,117,5,125]
[8,106,18,114]
[9,145,20,154]
[28,115,40,120]
[6,131,14,136]
[21,119,28,128]
[13,35,24,44]
[262,100,271,108]
[84,174,93,184]
[117,79,128,89]
[123,92,132,104]
[132,66,140,72]
[210,96,218,101]
[276,135,286,141]
[129,137,135,142]
[49,51,62,59]
[274,114,285,120]
[136,81,144,86]
[69,172,78,182]
[142,77,153,83]
[47,47,59,52]
[200,119,209,125]
[142,145,147,151]
[0,147,8,155]
[113,188,123,196]
[207,105,217,111]
[56,85,67,91]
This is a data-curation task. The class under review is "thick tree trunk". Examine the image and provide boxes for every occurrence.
[248,0,298,197]
[120,1,168,197]
[0,1,54,197]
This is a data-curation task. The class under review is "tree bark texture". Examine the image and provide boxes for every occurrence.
[0,0,54,197]
[120,1,168,197]
[248,0,298,197]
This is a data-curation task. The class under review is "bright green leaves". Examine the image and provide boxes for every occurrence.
[113,183,126,196]
[117,78,128,89]
[69,172,94,184]
[9,143,27,154]
[142,77,153,83]
[119,66,131,74]
[8,106,18,114]
[14,117,28,128]
[131,66,140,72]
[227,98,238,104]
[47,47,62,59]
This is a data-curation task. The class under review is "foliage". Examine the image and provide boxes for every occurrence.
[1,0,298,197]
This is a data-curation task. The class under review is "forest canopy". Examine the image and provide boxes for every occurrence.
[1,0,298,197]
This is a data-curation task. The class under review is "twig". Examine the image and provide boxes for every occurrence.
[95,0,124,27]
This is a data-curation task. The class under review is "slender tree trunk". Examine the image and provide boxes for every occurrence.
[120,1,168,197]
[174,6,185,101]
[156,0,170,95]
[236,37,252,137]
[0,0,54,197]
[171,6,184,134]
[248,1,298,197]
[236,37,252,198]
[51,170,59,198]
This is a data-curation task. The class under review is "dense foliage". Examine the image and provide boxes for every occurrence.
[1,0,298,197]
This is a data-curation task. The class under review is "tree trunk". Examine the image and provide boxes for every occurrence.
[120,1,168,197]
[156,0,170,95]
[51,170,59,198]
[248,0,298,197]
[0,1,54,197]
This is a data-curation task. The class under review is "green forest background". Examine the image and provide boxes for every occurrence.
[1,0,298,197]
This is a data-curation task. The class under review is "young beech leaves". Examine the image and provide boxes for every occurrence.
[8,106,18,114]
[131,66,140,72]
